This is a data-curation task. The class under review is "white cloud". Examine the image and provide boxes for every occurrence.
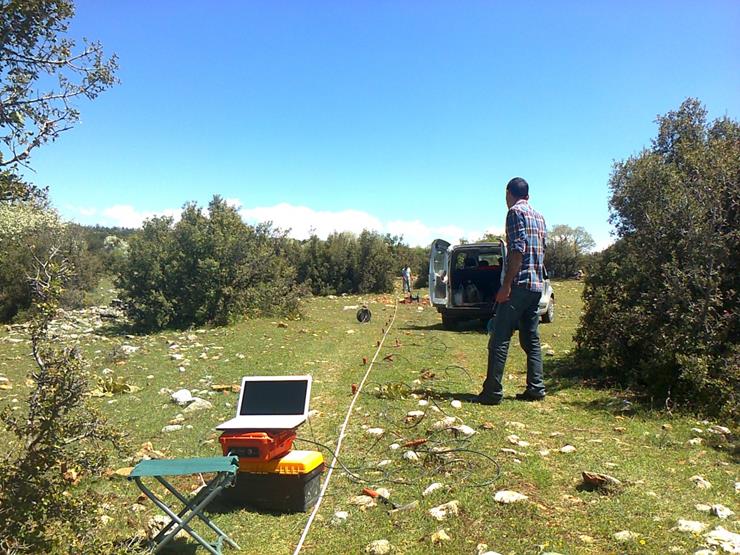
[100,205,180,228]
[239,203,383,240]
[74,201,496,246]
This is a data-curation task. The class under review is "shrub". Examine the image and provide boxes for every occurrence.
[117,196,303,330]
[0,251,123,553]
[575,99,739,419]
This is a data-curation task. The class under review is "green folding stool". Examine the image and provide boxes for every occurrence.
[129,456,241,554]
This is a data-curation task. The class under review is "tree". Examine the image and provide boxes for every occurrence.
[575,99,739,418]
[546,224,595,278]
[0,0,118,170]
[118,196,303,330]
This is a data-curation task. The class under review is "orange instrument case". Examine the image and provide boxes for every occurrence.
[218,430,296,464]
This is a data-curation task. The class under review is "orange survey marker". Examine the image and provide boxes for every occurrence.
[219,430,296,464]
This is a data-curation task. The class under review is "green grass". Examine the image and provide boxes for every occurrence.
[0,281,737,554]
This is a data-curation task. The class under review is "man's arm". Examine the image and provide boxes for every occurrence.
[496,251,522,304]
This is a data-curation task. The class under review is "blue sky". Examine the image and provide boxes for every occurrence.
[21,1,740,249]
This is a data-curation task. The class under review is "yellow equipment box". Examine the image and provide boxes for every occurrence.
[236,449,323,474]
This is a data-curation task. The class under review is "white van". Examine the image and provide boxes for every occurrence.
[428,238,555,329]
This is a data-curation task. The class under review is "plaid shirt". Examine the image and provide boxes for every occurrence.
[505,199,547,292]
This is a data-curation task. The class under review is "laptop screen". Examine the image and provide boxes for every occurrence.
[239,379,308,416]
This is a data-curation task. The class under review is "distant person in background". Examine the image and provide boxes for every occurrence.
[477,177,547,405]
[402,265,413,293]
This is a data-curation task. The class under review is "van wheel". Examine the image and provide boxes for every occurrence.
[441,314,457,330]
[541,297,555,323]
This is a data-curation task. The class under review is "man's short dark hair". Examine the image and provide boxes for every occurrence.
[506,177,529,199]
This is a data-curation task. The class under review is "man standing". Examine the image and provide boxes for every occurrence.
[402,265,413,293]
[478,177,547,405]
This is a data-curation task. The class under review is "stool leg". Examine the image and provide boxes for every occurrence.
[135,477,223,555]
[156,474,240,550]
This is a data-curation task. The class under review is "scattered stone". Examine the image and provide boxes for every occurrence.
[431,416,459,431]
[559,445,576,454]
[418,399,429,407]
[161,424,182,433]
[423,483,444,496]
[545,349,555,356]
[676,519,707,533]
[377,459,392,467]
[406,410,425,421]
[346,329,356,334]
[578,535,595,544]
[506,421,526,430]
[691,427,704,434]
[690,475,712,490]
[450,400,462,409]
[687,438,703,446]
[539,449,551,457]
[704,526,740,552]
[613,530,639,542]
[168,414,185,425]
[696,504,712,513]
[171,389,194,406]
[375,488,390,499]
[494,490,528,504]
[451,424,476,437]
[581,471,622,490]
[183,398,213,413]
[365,539,391,554]
[331,511,349,525]
[736,482,740,494]
[146,515,171,538]
[707,425,731,436]
[710,504,735,519]
[120,345,139,355]
[366,427,385,437]
[431,529,451,544]
[476,544,503,555]
[403,450,420,462]
[428,500,460,521]
[350,495,377,510]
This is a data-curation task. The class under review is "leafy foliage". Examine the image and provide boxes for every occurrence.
[118,196,303,330]
[0,250,123,554]
[295,230,424,295]
[546,224,595,278]
[0,0,117,169]
[0,204,102,321]
[575,99,740,418]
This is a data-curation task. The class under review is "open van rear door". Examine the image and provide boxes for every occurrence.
[429,239,450,307]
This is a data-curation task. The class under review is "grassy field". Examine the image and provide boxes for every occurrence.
[0,281,737,554]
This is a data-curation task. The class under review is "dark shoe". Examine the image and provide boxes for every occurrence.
[475,394,502,406]
[515,390,546,402]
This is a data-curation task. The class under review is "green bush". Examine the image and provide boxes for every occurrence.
[0,202,101,322]
[296,230,405,295]
[117,196,303,330]
[575,99,739,419]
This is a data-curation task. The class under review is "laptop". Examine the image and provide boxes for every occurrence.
[216,375,312,431]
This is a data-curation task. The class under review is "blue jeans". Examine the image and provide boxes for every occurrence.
[482,286,544,401]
